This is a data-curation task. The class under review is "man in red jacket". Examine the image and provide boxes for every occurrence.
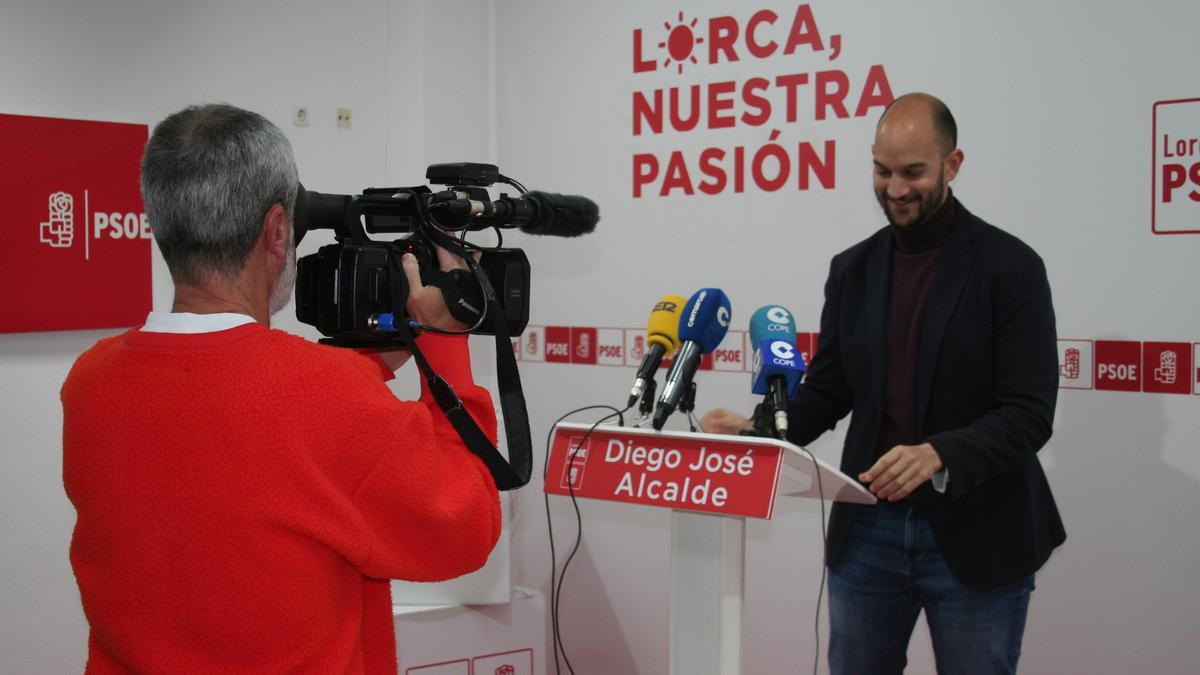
[62,103,501,674]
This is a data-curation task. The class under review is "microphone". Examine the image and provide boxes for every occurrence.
[438,191,600,237]
[627,295,686,408]
[652,288,732,430]
[514,192,599,237]
[748,306,806,437]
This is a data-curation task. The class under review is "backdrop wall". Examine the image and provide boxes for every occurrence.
[0,1,498,672]
[494,1,1200,674]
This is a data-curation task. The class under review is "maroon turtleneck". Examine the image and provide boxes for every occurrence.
[875,191,956,487]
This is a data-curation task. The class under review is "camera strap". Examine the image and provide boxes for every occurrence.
[386,246,533,491]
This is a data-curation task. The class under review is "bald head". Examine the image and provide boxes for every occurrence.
[871,93,963,229]
[877,93,957,156]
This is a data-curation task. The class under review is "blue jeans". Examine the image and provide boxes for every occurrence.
[828,502,1033,675]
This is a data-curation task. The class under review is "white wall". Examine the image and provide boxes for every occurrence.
[0,1,495,672]
[493,1,1200,674]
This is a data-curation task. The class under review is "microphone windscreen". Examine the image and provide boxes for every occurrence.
[751,338,807,397]
[646,295,686,352]
[748,305,797,346]
[677,288,732,353]
[520,191,599,237]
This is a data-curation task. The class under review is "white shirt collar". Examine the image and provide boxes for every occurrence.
[141,311,258,334]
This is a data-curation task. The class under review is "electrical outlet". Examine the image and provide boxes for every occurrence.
[293,106,310,127]
[336,108,352,129]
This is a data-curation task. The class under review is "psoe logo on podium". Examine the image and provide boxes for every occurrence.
[560,436,591,491]
[1152,97,1200,234]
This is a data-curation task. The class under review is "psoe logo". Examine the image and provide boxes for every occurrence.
[34,189,150,259]
[1060,347,1081,379]
[1152,97,1200,234]
[39,192,75,248]
[1155,350,1178,385]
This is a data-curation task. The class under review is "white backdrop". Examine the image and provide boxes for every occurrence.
[0,1,501,672]
[2,1,1200,673]
[495,1,1200,674]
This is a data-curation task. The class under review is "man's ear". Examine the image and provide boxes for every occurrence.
[944,148,964,183]
[261,203,291,260]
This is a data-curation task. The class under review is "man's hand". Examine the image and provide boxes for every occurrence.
[699,408,753,435]
[860,443,944,502]
[375,244,475,371]
[401,245,476,332]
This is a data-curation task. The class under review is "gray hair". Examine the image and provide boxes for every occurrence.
[141,104,298,284]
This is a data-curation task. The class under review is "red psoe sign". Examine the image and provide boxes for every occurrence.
[545,423,785,519]
[0,113,150,333]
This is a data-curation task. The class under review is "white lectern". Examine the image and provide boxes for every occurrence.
[545,422,874,675]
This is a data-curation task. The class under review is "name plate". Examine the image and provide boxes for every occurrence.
[544,423,785,519]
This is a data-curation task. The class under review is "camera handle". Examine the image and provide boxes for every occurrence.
[385,191,533,491]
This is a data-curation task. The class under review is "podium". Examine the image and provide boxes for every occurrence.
[545,422,875,675]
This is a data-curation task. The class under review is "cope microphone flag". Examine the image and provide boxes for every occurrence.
[749,305,806,436]
[652,288,732,430]
[627,295,686,407]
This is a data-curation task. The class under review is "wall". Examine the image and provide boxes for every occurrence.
[0,1,495,672]
[493,1,1200,673]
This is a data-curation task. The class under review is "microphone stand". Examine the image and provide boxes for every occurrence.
[679,382,698,432]
[632,379,657,427]
[741,401,781,439]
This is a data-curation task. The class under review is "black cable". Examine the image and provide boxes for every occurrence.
[543,404,628,675]
[498,173,528,194]
[796,445,828,675]
[554,408,628,675]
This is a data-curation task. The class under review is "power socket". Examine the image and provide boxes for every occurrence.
[336,108,352,129]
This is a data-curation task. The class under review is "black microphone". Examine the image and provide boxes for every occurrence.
[438,192,599,237]
[516,192,599,237]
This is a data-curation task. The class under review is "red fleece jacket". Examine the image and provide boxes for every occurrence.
[61,324,501,674]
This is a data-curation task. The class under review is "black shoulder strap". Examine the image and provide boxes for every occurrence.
[387,247,532,491]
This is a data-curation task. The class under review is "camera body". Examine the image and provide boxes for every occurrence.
[293,164,531,346]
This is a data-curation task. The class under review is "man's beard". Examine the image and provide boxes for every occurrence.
[878,170,947,229]
[268,243,297,316]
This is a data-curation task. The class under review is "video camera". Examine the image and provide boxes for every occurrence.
[292,162,597,346]
[289,163,598,492]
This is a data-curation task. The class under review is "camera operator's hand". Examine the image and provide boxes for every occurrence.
[401,245,477,332]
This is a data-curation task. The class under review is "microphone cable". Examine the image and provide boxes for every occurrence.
[796,443,828,675]
[544,403,630,675]
[747,411,829,675]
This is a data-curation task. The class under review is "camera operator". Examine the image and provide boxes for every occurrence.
[61,103,501,674]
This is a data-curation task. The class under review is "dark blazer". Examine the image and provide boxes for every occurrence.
[786,198,1066,590]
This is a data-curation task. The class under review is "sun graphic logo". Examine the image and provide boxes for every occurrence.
[658,11,704,74]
